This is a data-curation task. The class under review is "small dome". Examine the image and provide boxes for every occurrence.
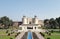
[34,15,37,18]
[23,16,26,18]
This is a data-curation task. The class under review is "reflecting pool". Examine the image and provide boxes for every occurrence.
[27,32,32,39]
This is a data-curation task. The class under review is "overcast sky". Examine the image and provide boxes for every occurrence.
[0,0,60,21]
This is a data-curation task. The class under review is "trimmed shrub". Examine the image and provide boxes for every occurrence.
[45,31,49,34]
[6,30,8,33]
[15,32,20,37]
[18,32,20,34]
[8,33,10,36]
[48,32,51,36]
[40,32,45,37]
[15,35,17,37]
[51,30,53,33]
[10,37,13,39]
[11,32,14,34]
[47,37,50,39]
[17,32,20,35]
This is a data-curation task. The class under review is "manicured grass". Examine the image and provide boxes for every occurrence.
[45,35,60,39]
[0,29,17,35]
[0,36,15,39]
[50,35,60,39]
[0,29,7,34]
[51,32,60,35]
[0,29,17,39]
[44,32,60,39]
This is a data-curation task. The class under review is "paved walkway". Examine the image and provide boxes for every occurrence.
[15,32,45,39]
[15,32,25,39]
[35,32,45,39]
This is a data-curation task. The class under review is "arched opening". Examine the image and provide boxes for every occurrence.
[27,27,33,29]
[35,27,36,29]
[29,22,31,24]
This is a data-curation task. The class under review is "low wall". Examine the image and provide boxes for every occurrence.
[18,29,46,32]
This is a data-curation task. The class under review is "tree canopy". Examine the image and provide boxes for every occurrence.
[44,17,60,29]
[0,16,13,29]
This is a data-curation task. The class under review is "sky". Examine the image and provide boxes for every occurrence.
[0,0,60,21]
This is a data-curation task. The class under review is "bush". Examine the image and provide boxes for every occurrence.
[18,32,20,34]
[47,37,50,39]
[6,30,8,33]
[10,37,13,39]
[45,31,49,34]
[15,35,17,37]
[40,32,45,37]
[17,32,20,35]
[48,32,51,36]
[8,33,10,36]
[11,32,14,34]
[15,32,20,37]
[51,30,53,33]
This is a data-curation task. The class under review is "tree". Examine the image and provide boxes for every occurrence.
[44,18,58,29]
[0,16,13,29]
[49,18,56,29]
[56,17,60,29]
[44,19,50,29]
[8,20,13,26]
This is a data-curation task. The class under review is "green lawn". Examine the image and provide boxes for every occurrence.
[44,30,60,39]
[0,29,17,39]
[0,36,15,39]
[0,29,17,34]
[45,35,60,39]
[0,31,6,34]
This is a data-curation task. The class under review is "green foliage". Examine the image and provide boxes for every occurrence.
[0,36,15,39]
[40,32,45,37]
[17,32,20,35]
[44,17,60,29]
[0,16,13,29]
[6,30,9,33]
[45,31,49,34]
[8,33,10,36]
[15,35,17,37]
[51,30,53,33]
[48,32,51,36]
[10,37,13,39]
[47,37,50,39]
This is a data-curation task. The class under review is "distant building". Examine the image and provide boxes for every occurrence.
[13,21,22,26]
[18,16,44,32]
[13,16,44,26]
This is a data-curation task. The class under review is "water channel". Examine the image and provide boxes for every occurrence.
[27,32,32,39]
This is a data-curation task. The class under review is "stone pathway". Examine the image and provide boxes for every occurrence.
[15,32,25,39]
[15,32,45,39]
[21,32,28,39]
[32,32,39,39]
[35,32,45,39]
